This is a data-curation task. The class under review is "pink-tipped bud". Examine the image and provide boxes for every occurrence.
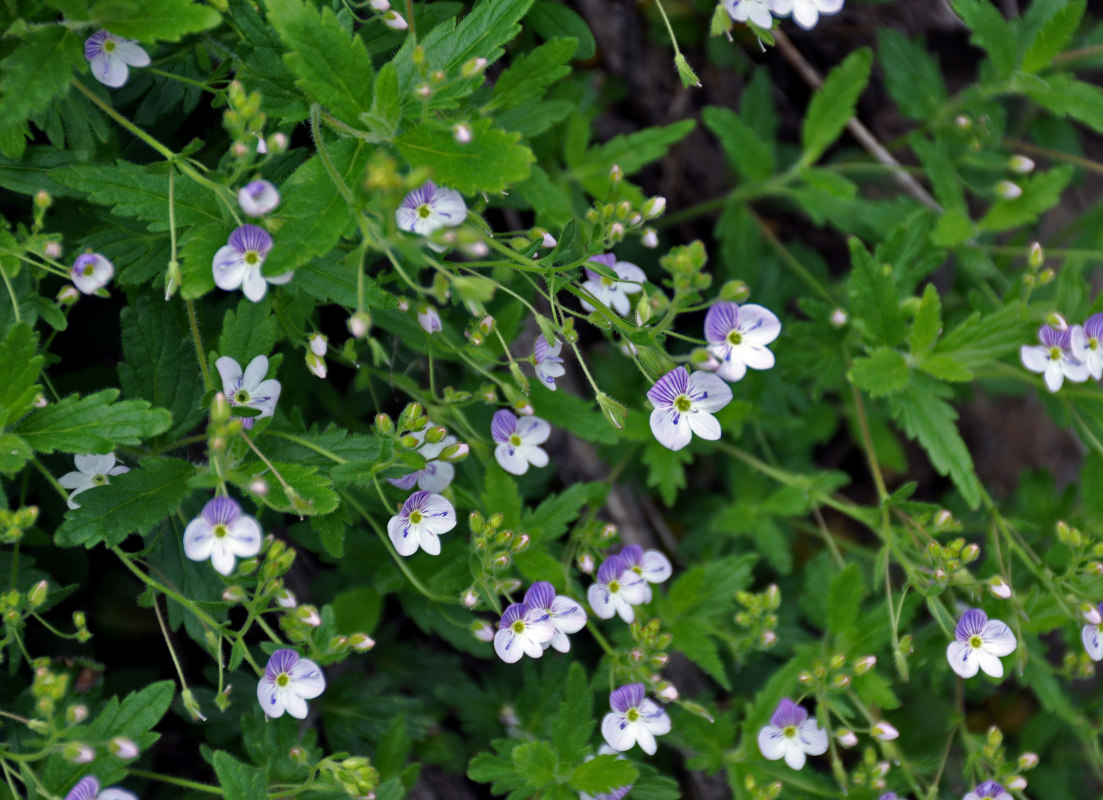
[657,682,678,701]
[934,509,953,528]
[462,57,488,77]
[1007,776,1027,791]
[996,180,1023,200]
[853,655,876,675]
[305,351,327,379]
[269,133,289,153]
[309,333,328,357]
[417,305,441,334]
[609,164,623,182]
[513,399,533,416]
[33,393,47,408]
[276,588,297,609]
[872,721,899,741]
[540,230,557,248]
[829,308,848,327]
[297,605,321,626]
[1018,752,1039,770]
[349,633,376,651]
[1008,155,1035,174]
[642,196,666,218]
[44,241,62,259]
[577,553,595,574]
[472,620,494,642]
[414,83,430,98]
[249,477,269,497]
[988,576,1012,599]
[110,737,139,760]
[454,123,472,144]
[462,589,479,608]
[347,311,371,339]
[383,10,408,29]
[369,0,389,9]
[222,586,245,603]
[629,648,644,663]
[65,743,95,763]
[57,285,80,304]
[600,523,617,540]
[836,729,858,748]
[760,630,778,648]
[642,228,658,248]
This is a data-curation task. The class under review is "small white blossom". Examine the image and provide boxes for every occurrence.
[183,496,263,576]
[490,409,550,475]
[704,301,781,383]
[758,699,829,770]
[84,30,150,88]
[580,254,646,317]
[64,776,138,800]
[601,684,671,755]
[59,453,129,510]
[1082,601,1103,661]
[257,649,325,719]
[1021,324,1089,392]
[946,608,1017,679]
[768,0,844,29]
[523,581,587,653]
[493,601,556,663]
[647,366,733,451]
[71,253,114,295]
[396,181,466,237]
[387,491,457,556]
[238,180,281,217]
[215,355,281,430]
[587,554,649,623]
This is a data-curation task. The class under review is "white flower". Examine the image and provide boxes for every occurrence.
[758,698,829,770]
[533,335,566,391]
[256,649,326,719]
[183,496,263,576]
[59,453,129,510]
[871,721,899,741]
[601,684,671,755]
[212,224,293,302]
[703,302,781,383]
[386,422,457,493]
[725,0,773,28]
[237,180,281,217]
[1072,313,1103,380]
[417,304,442,334]
[523,581,587,653]
[647,366,733,451]
[580,254,646,317]
[587,554,649,623]
[64,776,138,800]
[1082,602,1103,661]
[84,30,150,88]
[387,490,457,556]
[493,601,556,663]
[963,781,1010,800]
[215,354,281,430]
[396,180,467,236]
[490,409,550,475]
[71,253,115,295]
[769,0,844,29]
[946,608,1017,679]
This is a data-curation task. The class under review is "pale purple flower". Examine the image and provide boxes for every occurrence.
[647,366,733,451]
[769,0,844,29]
[1020,325,1089,392]
[64,776,138,800]
[523,581,587,653]
[238,180,281,217]
[493,602,556,663]
[724,0,773,27]
[704,302,781,383]
[601,684,671,755]
[183,496,263,576]
[387,490,456,556]
[963,782,1009,800]
[387,422,457,493]
[59,453,129,510]
[871,721,899,741]
[579,745,633,800]
[491,409,550,475]
[84,30,150,88]
[256,649,325,719]
[212,224,293,302]
[417,304,442,334]
[618,544,672,603]
[533,335,566,391]
[587,555,649,623]
[946,608,1017,679]
[1082,601,1103,661]
[757,698,829,770]
[580,254,646,317]
[396,180,467,236]
[215,355,281,430]
[1072,313,1103,380]
[71,253,114,295]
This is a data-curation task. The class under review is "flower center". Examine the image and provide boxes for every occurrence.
[276,673,290,687]
[234,389,251,405]
[1048,346,1063,360]
[969,634,983,649]
[674,395,692,413]
[417,204,432,219]
[92,473,107,485]
[213,524,229,539]
[508,434,522,447]
[511,620,525,634]
[244,250,261,265]
[626,708,640,722]
[409,510,423,525]
[104,40,117,53]
[1091,338,1099,351]
[600,277,615,288]
[82,264,96,277]
[726,330,743,345]
[608,580,620,593]
[782,725,797,738]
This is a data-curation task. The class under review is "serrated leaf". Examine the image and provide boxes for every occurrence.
[953,0,1016,77]
[979,166,1073,232]
[917,353,974,382]
[571,120,695,181]
[395,118,534,195]
[469,745,524,795]
[1021,0,1085,73]
[239,462,339,516]
[670,620,731,689]
[88,0,222,41]
[512,740,558,788]
[910,283,942,356]
[0,321,44,428]
[529,1,595,59]
[535,386,620,445]
[570,756,637,795]
[87,680,174,738]
[702,106,774,182]
[213,751,266,800]
[551,663,593,760]
[934,303,1033,371]
[482,466,522,527]
[1023,73,1103,133]
[827,563,864,637]
[419,0,535,72]
[641,438,691,506]
[887,375,981,509]
[877,30,947,121]
[0,27,81,125]
[521,482,608,542]
[266,0,374,126]
[0,434,32,476]
[487,38,577,112]
[14,389,172,454]
[848,348,909,397]
[218,296,279,364]
[55,457,195,548]
[847,237,905,346]
[800,48,873,165]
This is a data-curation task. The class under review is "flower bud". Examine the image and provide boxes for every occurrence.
[269,132,289,153]
[1046,311,1069,331]
[57,285,80,305]
[829,653,846,670]
[961,543,980,562]
[439,442,470,462]
[1028,242,1044,269]
[462,589,479,608]
[641,228,658,248]
[988,576,1012,599]
[307,333,328,358]
[305,351,327,379]
[296,605,322,627]
[1018,752,1039,770]
[871,721,899,741]
[512,398,533,416]
[760,630,777,647]
[955,115,972,129]
[222,586,245,603]
[28,580,48,609]
[986,725,1003,748]
[1008,155,1035,174]
[577,553,595,574]
[511,534,530,552]
[642,196,666,218]
[383,10,408,29]
[996,180,1023,200]
[110,737,139,760]
[44,241,62,259]
[34,189,51,209]
[64,743,95,763]
[349,633,376,651]
[609,164,623,183]
[853,655,876,675]
[375,413,394,434]
[836,728,858,748]
[66,704,88,725]
[211,392,231,425]
[462,57,488,77]
[453,123,472,144]
[369,0,389,9]
[492,552,511,568]
[417,304,441,334]
[656,682,678,701]
[472,620,494,642]
[424,426,448,444]
[798,670,813,686]
[1007,776,1027,791]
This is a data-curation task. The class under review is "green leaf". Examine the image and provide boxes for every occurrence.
[213,751,266,800]
[848,348,909,397]
[570,756,637,795]
[910,283,942,357]
[512,740,558,788]
[0,27,81,125]
[486,38,577,112]
[88,0,222,41]
[418,0,535,72]
[237,462,339,516]
[362,61,400,138]
[571,120,696,182]
[853,670,901,710]
[528,1,595,59]
[469,744,524,795]
[641,438,691,507]
[1021,0,1085,73]
[670,620,731,689]
[702,106,775,182]
[877,30,947,122]
[395,118,534,195]
[827,563,864,637]
[847,237,905,347]
[87,680,174,739]
[218,296,279,364]
[535,386,619,445]
[55,457,196,548]
[521,482,608,542]
[934,303,1034,371]
[887,375,982,509]
[1023,73,1103,133]
[551,663,593,760]
[800,48,873,166]
[953,0,1016,77]
[118,293,205,438]
[979,166,1073,232]
[14,389,172,454]
[0,434,32,476]
[266,0,374,126]
[483,466,523,528]
[0,321,43,428]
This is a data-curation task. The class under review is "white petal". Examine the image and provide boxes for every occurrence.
[640,551,672,583]
[215,356,243,394]
[258,679,285,717]
[716,353,749,383]
[947,641,979,678]
[738,304,782,345]
[92,52,129,87]
[495,443,530,475]
[266,270,294,285]
[520,632,546,658]
[495,630,524,663]
[613,262,647,286]
[66,485,92,510]
[639,699,671,735]
[212,247,247,290]
[610,289,631,317]
[242,265,268,302]
[975,649,1004,678]
[516,415,551,445]
[817,0,844,13]
[1019,345,1049,374]
[782,739,808,770]
[183,519,215,561]
[617,574,651,605]
[420,494,457,533]
[548,629,571,653]
[288,658,326,698]
[791,0,820,28]
[634,726,657,755]
[612,595,636,623]
[1082,625,1103,661]
[59,471,94,490]
[520,443,549,468]
[98,789,139,800]
[650,407,693,451]
[430,187,468,227]
[686,410,722,441]
[687,371,733,413]
[417,528,441,555]
[739,344,776,371]
[981,620,1017,656]
[550,596,587,632]
[242,355,270,391]
[113,39,150,67]
[1062,358,1090,383]
[226,516,263,557]
[108,465,130,476]
[587,583,616,619]
[75,453,115,474]
[797,720,828,755]
[758,726,787,760]
[209,541,237,575]
[282,691,309,719]
[418,462,454,492]
[601,713,637,752]
[388,516,419,556]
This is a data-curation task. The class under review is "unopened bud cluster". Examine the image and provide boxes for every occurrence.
[735,584,780,651]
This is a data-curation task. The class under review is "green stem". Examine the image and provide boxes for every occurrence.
[186,299,213,391]
[112,547,224,632]
[311,104,356,206]
[126,769,223,795]
[0,264,20,322]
